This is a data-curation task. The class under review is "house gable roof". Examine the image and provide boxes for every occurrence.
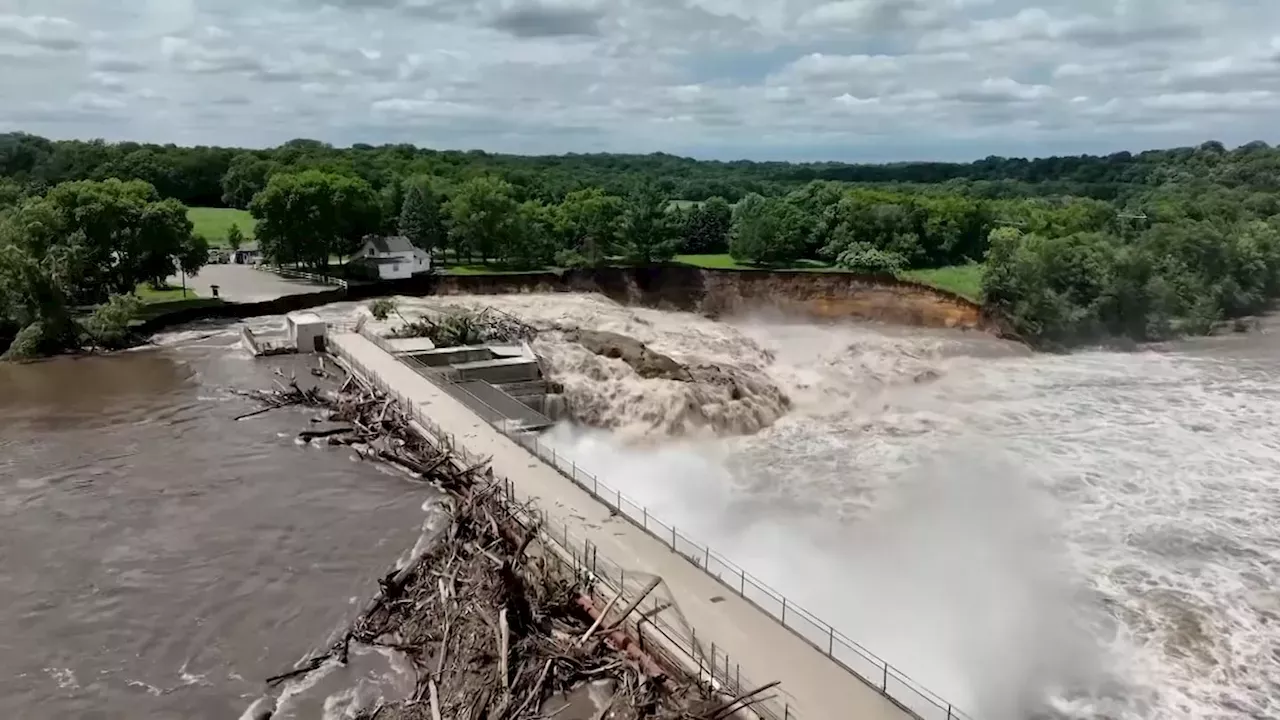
[363,235,416,254]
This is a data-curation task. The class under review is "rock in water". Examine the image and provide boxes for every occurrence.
[565,329,690,381]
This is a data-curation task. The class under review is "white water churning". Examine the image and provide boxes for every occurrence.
[366,293,1280,720]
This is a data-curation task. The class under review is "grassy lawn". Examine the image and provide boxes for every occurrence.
[132,297,227,322]
[188,207,256,246]
[442,262,557,275]
[899,264,984,301]
[435,253,985,301]
[674,253,833,271]
[134,282,198,304]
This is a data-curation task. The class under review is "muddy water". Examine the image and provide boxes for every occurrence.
[377,294,1280,720]
[0,329,429,719]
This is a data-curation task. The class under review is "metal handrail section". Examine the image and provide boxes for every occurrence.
[258,264,349,289]
[328,337,792,719]
[336,324,974,720]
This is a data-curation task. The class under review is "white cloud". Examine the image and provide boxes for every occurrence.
[0,1,1278,159]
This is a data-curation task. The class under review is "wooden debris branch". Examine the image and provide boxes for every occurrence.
[241,355,758,720]
[387,306,538,347]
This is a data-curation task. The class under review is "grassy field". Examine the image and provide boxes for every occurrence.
[443,263,556,275]
[674,253,832,271]
[899,264,984,301]
[188,207,255,246]
[134,282,198,304]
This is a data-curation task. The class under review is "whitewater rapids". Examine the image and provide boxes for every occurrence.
[353,293,1280,720]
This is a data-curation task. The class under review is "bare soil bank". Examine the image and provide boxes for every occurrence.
[434,267,993,331]
[136,267,1001,336]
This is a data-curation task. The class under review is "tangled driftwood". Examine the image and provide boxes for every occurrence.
[238,356,772,720]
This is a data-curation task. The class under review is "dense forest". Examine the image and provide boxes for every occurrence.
[3,131,1280,356]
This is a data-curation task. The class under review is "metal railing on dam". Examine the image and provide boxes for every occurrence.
[331,334,792,720]
[337,324,975,720]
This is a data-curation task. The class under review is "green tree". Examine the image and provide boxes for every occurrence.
[680,196,732,254]
[443,176,519,264]
[225,222,244,252]
[510,200,557,269]
[554,188,624,267]
[378,180,404,236]
[619,183,678,264]
[178,233,210,279]
[398,176,445,254]
[221,153,278,209]
[81,293,142,350]
[15,178,197,301]
[249,170,379,269]
[729,193,807,264]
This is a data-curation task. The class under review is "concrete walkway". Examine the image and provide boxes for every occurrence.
[331,332,912,720]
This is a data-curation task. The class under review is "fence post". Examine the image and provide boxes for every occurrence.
[782,596,788,624]
[703,545,709,569]
[828,626,834,656]
[643,506,647,529]
[882,663,888,691]
[947,705,953,720]
[739,568,745,594]
[671,525,677,549]
[572,461,576,480]
[616,488,621,508]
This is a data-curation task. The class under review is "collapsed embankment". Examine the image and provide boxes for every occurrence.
[431,267,992,331]
[137,266,1000,337]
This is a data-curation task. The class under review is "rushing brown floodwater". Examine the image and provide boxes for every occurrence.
[5,298,1280,720]
[0,329,430,719]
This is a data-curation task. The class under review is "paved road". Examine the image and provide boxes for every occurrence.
[331,331,913,720]
[168,265,332,303]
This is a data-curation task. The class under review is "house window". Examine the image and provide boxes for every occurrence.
[392,263,400,272]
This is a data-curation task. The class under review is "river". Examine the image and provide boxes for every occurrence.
[3,297,1278,720]
[0,321,430,719]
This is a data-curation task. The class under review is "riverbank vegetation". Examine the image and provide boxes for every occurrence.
[5,132,1280,349]
[0,177,209,358]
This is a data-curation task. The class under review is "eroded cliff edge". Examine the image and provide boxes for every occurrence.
[432,267,993,332]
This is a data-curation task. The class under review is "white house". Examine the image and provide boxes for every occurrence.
[352,236,431,280]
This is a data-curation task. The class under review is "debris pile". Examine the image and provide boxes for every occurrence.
[388,307,538,347]
[235,357,770,720]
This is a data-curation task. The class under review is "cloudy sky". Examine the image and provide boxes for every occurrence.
[2,0,1279,161]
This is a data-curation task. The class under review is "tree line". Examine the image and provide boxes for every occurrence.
[7,133,1280,208]
[5,130,1280,356]
[0,179,207,358]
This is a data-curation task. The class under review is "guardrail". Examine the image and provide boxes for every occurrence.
[258,264,349,289]
[329,339,793,720]
[341,324,974,720]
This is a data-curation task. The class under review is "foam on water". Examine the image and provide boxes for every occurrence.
[410,293,1280,720]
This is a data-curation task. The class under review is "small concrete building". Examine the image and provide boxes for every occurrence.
[287,311,326,353]
[352,236,431,280]
[232,242,260,265]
